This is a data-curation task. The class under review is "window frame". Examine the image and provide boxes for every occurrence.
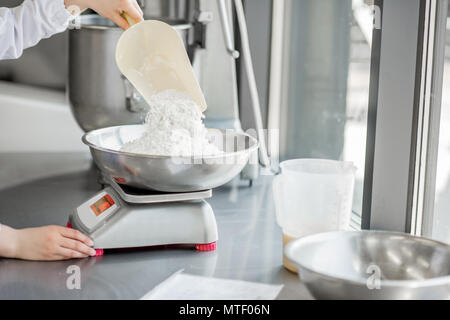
[417,0,447,237]
[362,0,448,234]
[267,0,449,235]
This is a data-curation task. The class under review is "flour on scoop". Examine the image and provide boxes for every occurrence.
[121,90,221,157]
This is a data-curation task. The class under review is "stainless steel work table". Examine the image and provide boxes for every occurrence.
[0,153,312,300]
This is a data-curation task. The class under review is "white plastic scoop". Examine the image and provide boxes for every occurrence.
[115,19,207,112]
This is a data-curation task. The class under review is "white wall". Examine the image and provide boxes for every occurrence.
[0,81,88,152]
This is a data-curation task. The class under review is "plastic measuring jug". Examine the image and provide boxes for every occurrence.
[272,159,356,273]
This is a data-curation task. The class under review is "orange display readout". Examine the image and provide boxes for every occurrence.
[90,194,115,216]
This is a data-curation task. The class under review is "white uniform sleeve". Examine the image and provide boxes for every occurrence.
[0,0,73,60]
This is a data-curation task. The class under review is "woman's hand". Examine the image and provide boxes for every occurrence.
[0,225,96,261]
[65,0,144,30]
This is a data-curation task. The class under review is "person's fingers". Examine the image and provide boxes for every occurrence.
[59,227,93,247]
[131,0,144,18]
[56,247,89,259]
[60,238,97,256]
[111,12,130,29]
[121,1,143,24]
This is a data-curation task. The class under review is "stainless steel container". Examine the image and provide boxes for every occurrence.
[83,125,259,192]
[68,14,193,132]
[142,0,193,21]
[285,231,450,300]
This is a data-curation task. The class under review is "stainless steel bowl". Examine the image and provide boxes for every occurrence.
[285,231,450,300]
[83,125,258,192]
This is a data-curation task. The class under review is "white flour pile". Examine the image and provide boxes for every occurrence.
[121,90,221,157]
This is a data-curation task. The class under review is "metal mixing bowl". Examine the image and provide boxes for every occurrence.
[285,231,450,300]
[83,125,258,192]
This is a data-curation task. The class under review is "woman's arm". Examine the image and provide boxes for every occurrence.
[0,0,143,60]
[0,0,73,60]
[0,224,16,257]
[0,223,96,260]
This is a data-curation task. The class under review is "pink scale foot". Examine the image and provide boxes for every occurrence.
[94,249,104,256]
[195,242,217,252]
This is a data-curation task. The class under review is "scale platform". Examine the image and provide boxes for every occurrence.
[68,180,218,256]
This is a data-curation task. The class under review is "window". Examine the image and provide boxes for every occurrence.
[432,2,450,243]
[269,0,450,237]
[360,0,450,238]
[269,0,377,228]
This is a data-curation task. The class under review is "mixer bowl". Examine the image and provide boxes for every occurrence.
[83,125,258,192]
[285,231,450,300]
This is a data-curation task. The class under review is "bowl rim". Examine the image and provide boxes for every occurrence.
[285,230,450,288]
[77,14,193,31]
[279,158,357,176]
[82,124,259,160]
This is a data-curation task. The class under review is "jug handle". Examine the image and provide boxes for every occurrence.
[272,175,285,228]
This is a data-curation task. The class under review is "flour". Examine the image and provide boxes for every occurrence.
[121,90,221,157]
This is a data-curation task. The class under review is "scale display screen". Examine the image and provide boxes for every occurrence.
[90,194,115,216]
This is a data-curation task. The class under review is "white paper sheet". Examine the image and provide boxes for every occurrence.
[141,271,283,300]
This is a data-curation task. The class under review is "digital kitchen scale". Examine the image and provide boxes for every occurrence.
[68,179,218,256]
